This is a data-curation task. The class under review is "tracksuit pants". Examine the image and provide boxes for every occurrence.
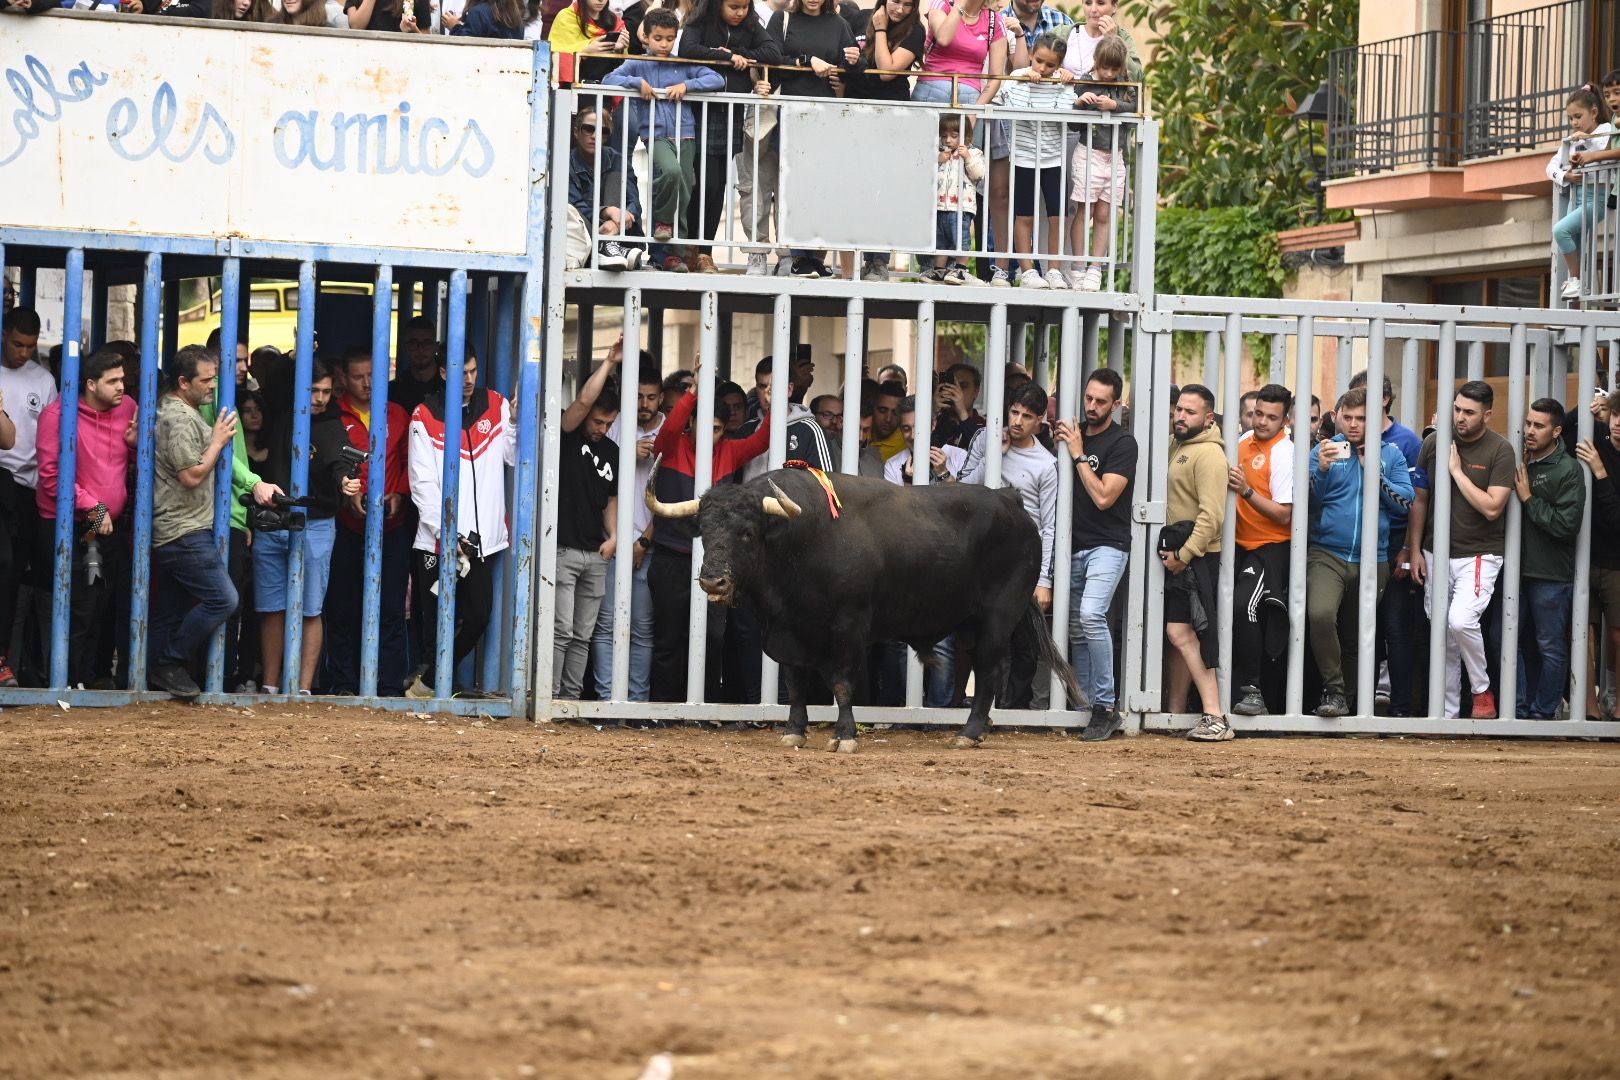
[1422,551,1504,717]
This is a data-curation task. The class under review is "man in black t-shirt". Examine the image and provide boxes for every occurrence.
[555,350,622,699]
[1052,368,1137,741]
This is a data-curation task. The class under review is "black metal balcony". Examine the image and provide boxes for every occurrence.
[1327,31,1464,180]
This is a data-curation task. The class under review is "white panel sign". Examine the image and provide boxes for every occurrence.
[0,17,534,255]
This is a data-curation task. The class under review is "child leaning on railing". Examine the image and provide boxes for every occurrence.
[1549,83,1618,302]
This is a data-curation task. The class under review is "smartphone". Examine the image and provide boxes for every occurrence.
[412,0,430,23]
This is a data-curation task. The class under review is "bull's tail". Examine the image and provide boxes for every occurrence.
[1029,600,1084,709]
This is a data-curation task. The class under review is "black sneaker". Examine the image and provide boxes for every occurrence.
[1316,691,1348,718]
[920,266,948,283]
[1232,686,1267,716]
[790,256,823,279]
[1080,705,1121,742]
[812,258,836,278]
[149,663,200,700]
[597,240,631,270]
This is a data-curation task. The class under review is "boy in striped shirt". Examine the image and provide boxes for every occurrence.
[994,33,1075,290]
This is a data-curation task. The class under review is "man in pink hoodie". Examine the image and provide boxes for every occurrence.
[36,349,138,688]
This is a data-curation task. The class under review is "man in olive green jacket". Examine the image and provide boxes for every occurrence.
[1515,398,1585,719]
[1160,384,1229,741]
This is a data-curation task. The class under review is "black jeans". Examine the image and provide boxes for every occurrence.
[37,517,126,687]
[0,473,39,669]
[649,547,692,702]
[326,524,413,695]
[410,547,493,691]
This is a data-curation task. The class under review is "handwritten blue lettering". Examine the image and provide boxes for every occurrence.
[271,102,493,179]
[105,83,235,165]
[0,56,109,168]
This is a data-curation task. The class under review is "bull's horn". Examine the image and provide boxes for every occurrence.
[763,479,803,519]
[645,457,701,518]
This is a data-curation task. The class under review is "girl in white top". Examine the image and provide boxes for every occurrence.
[1549,84,1617,301]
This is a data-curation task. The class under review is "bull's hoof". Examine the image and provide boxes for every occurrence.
[780,733,807,749]
[825,738,858,754]
[951,735,984,750]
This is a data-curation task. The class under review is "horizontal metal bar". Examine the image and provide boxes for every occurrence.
[1143,713,1620,739]
[0,689,514,717]
[1159,293,1620,329]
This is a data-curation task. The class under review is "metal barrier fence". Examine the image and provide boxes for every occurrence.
[1572,161,1620,308]
[559,81,1146,291]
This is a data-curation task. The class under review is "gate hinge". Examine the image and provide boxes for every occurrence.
[1133,500,1166,524]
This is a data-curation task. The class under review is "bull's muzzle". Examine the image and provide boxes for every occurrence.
[699,575,735,605]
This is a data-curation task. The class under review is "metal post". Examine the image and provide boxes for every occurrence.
[480,274,517,695]
[985,306,1008,489]
[840,298,864,475]
[281,261,314,694]
[609,288,642,702]
[759,293,792,705]
[48,249,85,690]
[1286,316,1315,716]
[1269,333,1285,384]
[1354,318,1386,716]
[906,301,936,708]
[1049,306,1081,710]
[1497,322,1526,720]
[1466,339,1485,382]
[685,291,719,703]
[1571,325,1598,722]
[128,253,162,691]
[1216,311,1241,716]
[433,269,469,701]
[1426,322,1458,717]
[359,265,393,699]
[204,258,241,694]
[1335,334,1352,397]
[1399,337,1419,432]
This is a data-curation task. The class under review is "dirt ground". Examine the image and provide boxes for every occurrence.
[2,703,1617,1080]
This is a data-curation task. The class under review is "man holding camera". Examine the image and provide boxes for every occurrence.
[407,351,516,699]
[253,359,362,696]
[149,346,281,700]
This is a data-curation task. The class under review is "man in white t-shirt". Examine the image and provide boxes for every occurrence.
[0,307,56,686]
[591,347,665,703]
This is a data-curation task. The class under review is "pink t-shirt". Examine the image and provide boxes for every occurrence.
[919,2,1004,94]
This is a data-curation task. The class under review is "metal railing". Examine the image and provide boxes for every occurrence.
[1466,0,1599,159]
[1570,161,1620,307]
[1326,31,1463,179]
[561,81,1147,292]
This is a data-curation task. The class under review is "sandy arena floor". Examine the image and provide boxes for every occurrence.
[1,702,1617,1079]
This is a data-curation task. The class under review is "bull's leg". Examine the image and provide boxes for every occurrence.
[824,665,859,755]
[955,623,1017,750]
[781,664,811,749]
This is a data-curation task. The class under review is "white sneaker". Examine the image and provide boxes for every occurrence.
[596,241,631,271]
[1065,268,1088,290]
[989,267,1011,288]
[1017,268,1048,289]
[746,252,768,277]
[1560,277,1582,300]
[1044,268,1068,290]
[1079,266,1103,291]
[942,265,980,286]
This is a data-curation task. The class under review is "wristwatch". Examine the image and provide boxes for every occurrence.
[635,536,651,551]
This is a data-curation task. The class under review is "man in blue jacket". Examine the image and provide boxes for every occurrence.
[1305,386,1415,718]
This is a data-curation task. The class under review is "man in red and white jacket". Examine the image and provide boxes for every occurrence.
[325,348,414,696]
[406,351,515,698]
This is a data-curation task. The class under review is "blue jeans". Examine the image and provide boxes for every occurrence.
[925,634,956,708]
[152,528,239,670]
[1517,578,1573,718]
[1554,185,1605,255]
[591,555,654,702]
[936,210,974,257]
[1068,546,1129,710]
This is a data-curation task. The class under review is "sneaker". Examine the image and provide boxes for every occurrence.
[1017,268,1048,289]
[0,656,16,687]
[1470,689,1498,719]
[746,252,768,277]
[1044,268,1068,290]
[1065,268,1089,290]
[660,255,688,273]
[405,675,434,700]
[1232,686,1267,716]
[1080,705,1122,742]
[234,680,258,694]
[1186,713,1234,742]
[597,241,631,270]
[774,256,796,277]
[861,258,890,283]
[813,257,837,278]
[942,265,980,286]
[149,663,201,700]
[791,256,823,278]
[920,266,948,283]
[1316,691,1348,718]
[1078,266,1103,291]
[652,222,674,241]
[1560,277,1582,300]
[687,251,718,274]
[989,267,1011,288]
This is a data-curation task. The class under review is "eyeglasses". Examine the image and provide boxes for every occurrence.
[814,410,843,420]
[577,123,598,134]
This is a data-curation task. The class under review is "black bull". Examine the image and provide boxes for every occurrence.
[646,465,1081,752]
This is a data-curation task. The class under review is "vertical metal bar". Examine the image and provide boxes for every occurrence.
[1399,336,1419,432]
[840,298,864,475]
[1571,325,1597,723]
[610,289,642,702]
[1426,322,1458,717]
[282,261,314,694]
[1049,305,1080,710]
[906,301,936,708]
[1132,117,1160,299]
[759,294,793,705]
[508,267,544,712]
[479,274,517,695]
[129,253,162,691]
[1496,322,1526,720]
[1336,334,1352,397]
[1268,333,1285,383]
[360,265,392,699]
[685,291,719,703]
[1286,316,1315,716]
[985,306,1008,489]
[1126,321,1173,717]
[1355,318,1386,716]
[433,269,469,700]
[1216,311,1241,716]
[1466,339,1485,382]
[205,257,241,694]
[48,249,85,690]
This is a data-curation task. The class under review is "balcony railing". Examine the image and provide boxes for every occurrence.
[1326,31,1463,180]
[1569,161,1620,307]
[1465,0,1608,159]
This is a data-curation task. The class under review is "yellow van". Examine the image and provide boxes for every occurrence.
[177,279,425,355]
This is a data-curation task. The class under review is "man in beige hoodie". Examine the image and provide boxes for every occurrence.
[1160,385,1231,741]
